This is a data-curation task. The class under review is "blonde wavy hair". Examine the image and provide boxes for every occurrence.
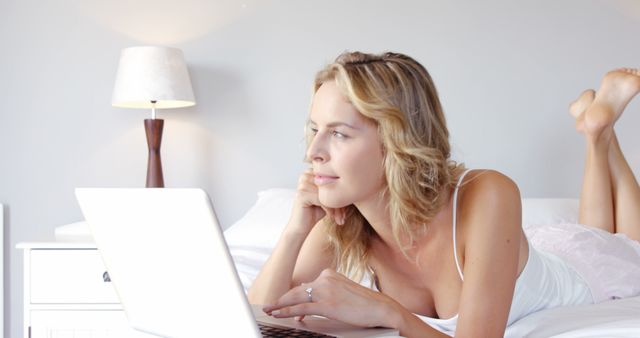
[308,51,465,282]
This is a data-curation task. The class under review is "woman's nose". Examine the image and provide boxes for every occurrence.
[306,134,328,163]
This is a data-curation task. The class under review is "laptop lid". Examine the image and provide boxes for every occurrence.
[76,188,261,338]
[77,188,399,338]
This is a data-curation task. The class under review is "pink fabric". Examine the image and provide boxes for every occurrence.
[524,222,640,303]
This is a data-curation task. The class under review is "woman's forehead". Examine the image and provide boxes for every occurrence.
[310,82,369,127]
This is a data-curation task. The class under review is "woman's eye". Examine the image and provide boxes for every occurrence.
[331,130,347,138]
[309,127,318,135]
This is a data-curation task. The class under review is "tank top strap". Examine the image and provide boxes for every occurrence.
[452,169,473,281]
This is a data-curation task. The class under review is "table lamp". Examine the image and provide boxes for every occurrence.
[111,46,196,188]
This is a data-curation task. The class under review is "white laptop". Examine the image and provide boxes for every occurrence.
[75,188,399,338]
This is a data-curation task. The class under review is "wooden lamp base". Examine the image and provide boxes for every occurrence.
[144,119,165,188]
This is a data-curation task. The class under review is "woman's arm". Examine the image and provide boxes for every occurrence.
[247,217,333,304]
[264,269,453,337]
[247,170,341,304]
[454,170,523,337]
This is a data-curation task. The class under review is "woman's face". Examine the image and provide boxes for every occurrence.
[306,81,386,209]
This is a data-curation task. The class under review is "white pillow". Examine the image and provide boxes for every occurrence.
[224,189,296,291]
[224,188,295,250]
[521,198,579,227]
[224,188,580,250]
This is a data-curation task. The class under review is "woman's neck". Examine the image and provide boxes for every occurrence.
[356,188,453,255]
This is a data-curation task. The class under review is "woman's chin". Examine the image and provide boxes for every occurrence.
[321,200,350,209]
[318,193,351,209]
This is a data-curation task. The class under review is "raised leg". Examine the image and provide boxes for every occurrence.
[569,68,640,236]
[608,134,640,241]
[579,130,615,232]
[570,89,614,231]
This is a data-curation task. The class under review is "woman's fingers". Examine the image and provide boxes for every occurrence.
[298,172,321,205]
[323,206,346,225]
[336,207,346,225]
[263,285,329,320]
[270,302,327,319]
[297,169,349,225]
[263,269,393,328]
[322,206,336,223]
[291,171,327,229]
[263,284,317,314]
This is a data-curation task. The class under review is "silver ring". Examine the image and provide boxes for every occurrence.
[305,287,313,302]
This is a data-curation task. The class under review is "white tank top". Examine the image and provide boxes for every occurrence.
[415,169,595,336]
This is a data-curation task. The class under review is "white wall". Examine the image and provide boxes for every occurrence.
[2,0,640,336]
[1,204,4,337]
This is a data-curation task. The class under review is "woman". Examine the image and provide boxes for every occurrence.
[247,52,640,337]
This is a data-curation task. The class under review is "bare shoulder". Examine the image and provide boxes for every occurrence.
[458,169,522,232]
[460,169,520,205]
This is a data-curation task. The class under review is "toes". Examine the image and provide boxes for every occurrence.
[616,68,640,76]
[569,101,580,117]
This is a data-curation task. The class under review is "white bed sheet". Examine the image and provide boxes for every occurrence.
[504,296,640,337]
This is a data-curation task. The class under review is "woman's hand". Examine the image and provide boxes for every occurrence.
[248,170,344,305]
[262,269,400,329]
[288,169,347,235]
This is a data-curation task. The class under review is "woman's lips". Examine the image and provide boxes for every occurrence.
[314,175,339,186]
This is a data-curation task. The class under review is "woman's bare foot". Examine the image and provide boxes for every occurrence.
[583,68,640,142]
[569,89,595,133]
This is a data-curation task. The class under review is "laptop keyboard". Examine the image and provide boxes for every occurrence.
[258,323,336,337]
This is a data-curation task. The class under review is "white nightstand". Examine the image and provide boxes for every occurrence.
[17,242,155,338]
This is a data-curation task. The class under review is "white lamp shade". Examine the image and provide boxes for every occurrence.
[112,46,196,109]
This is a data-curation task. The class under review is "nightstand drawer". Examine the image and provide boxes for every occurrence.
[30,249,120,304]
[30,310,154,337]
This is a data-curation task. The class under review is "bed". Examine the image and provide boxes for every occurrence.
[223,189,640,337]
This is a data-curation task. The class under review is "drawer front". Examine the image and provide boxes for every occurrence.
[30,310,156,338]
[30,249,120,304]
